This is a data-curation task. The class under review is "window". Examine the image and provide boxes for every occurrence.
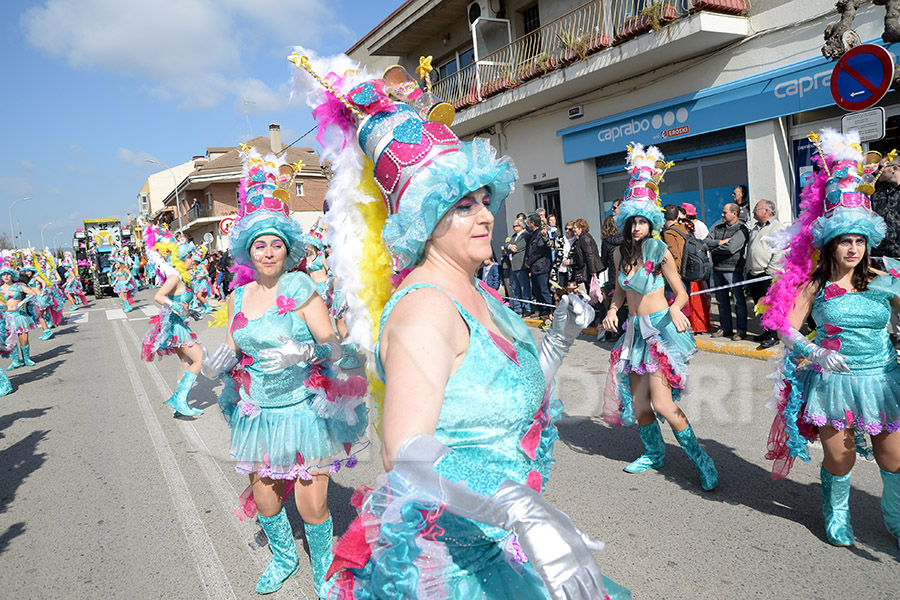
[295,181,304,197]
[522,5,540,35]
[437,48,476,82]
[205,191,213,211]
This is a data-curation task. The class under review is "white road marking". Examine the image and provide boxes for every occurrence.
[111,320,237,600]
[66,312,88,324]
[106,309,126,320]
[141,305,160,317]
[128,316,151,321]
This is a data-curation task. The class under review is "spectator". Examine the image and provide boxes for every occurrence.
[661,204,690,272]
[500,218,531,315]
[872,159,900,259]
[746,199,786,348]
[219,249,234,297]
[705,203,750,340]
[681,202,708,240]
[599,214,626,340]
[479,252,500,290]
[550,220,578,297]
[571,218,604,298]
[524,213,553,319]
[732,185,750,223]
[547,214,559,240]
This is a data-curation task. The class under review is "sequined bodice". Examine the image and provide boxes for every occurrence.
[3,284,25,301]
[231,272,318,408]
[617,237,667,295]
[170,288,194,306]
[376,282,545,487]
[812,264,900,371]
[307,254,326,272]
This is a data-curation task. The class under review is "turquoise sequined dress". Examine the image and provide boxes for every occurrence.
[220,271,368,479]
[771,260,900,472]
[327,282,629,600]
[2,285,38,335]
[140,286,199,361]
[112,270,137,294]
[603,238,697,427]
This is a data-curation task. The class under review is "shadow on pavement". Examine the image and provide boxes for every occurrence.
[0,407,52,441]
[8,360,65,386]
[28,343,74,363]
[0,429,49,518]
[0,522,25,557]
[557,415,895,556]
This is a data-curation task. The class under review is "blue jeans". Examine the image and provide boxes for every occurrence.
[713,270,747,334]
[531,272,551,314]
[511,269,532,314]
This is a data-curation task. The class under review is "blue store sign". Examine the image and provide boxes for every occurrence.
[557,40,899,163]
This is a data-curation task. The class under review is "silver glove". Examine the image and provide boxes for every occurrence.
[163,297,188,317]
[257,335,337,372]
[201,344,238,378]
[538,295,595,384]
[393,435,608,600]
[780,327,849,374]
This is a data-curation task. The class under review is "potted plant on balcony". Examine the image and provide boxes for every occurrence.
[535,53,558,74]
[584,30,611,55]
[616,1,677,42]
[499,67,519,91]
[690,0,748,16]
[518,60,542,83]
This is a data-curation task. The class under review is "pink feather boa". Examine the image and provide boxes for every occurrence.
[760,155,828,335]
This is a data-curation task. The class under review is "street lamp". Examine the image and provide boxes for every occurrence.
[145,159,183,235]
[41,221,53,249]
[9,197,30,250]
[53,231,64,256]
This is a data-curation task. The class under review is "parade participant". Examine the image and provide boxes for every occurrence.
[190,249,213,314]
[201,145,368,597]
[42,252,67,327]
[140,227,204,417]
[294,52,627,599]
[60,252,88,310]
[0,301,16,395]
[20,260,54,340]
[110,255,137,312]
[601,144,718,491]
[0,255,39,370]
[762,129,900,548]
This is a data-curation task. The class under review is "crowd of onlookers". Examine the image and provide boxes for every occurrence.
[481,184,811,350]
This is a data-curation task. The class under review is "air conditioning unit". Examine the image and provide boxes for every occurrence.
[468,0,496,24]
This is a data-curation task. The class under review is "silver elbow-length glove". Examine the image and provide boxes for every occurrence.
[780,327,849,374]
[392,434,608,600]
[538,294,595,385]
[256,335,339,372]
[200,344,239,379]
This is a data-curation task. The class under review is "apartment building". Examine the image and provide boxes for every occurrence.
[349,0,900,240]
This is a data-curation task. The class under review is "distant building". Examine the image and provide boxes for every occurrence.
[142,124,327,251]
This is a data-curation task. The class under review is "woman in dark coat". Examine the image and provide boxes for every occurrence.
[600,215,628,340]
[571,218,604,293]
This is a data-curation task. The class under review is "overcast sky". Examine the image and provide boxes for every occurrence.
[0,0,400,249]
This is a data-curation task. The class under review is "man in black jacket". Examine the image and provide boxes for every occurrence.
[873,161,900,260]
[705,203,749,340]
[501,218,531,315]
[524,213,553,319]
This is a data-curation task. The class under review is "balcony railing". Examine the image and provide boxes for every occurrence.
[432,0,750,111]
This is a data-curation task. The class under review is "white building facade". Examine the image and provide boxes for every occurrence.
[348,0,900,242]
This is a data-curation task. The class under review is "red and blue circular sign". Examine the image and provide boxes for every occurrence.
[831,44,895,111]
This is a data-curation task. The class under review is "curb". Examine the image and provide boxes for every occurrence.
[523,317,780,361]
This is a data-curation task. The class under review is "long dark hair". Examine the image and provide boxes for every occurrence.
[814,236,876,292]
[619,216,662,276]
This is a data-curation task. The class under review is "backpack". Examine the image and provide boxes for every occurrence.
[664,227,712,283]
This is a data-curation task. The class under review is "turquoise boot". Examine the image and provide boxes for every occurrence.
[123,299,133,313]
[6,347,23,371]
[305,515,334,599]
[880,469,900,549]
[673,424,719,491]
[337,341,360,370]
[256,506,299,594]
[821,465,854,546]
[21,345,35,367]
[624,420,666,473]
[40,329,54,340]
[165,371,203,417]
[0,371,12,396]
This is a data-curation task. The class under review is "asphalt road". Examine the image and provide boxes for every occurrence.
[0,289,896,599]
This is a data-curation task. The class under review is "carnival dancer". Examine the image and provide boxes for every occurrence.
[61,252,88,310]
[762,129,900,548]
[110,255,137,312]
[0,296,17,395]
[20,259,54,340]
[601,144,718,491]
[141,228,204,417]
[0,255,39,370]
[190,250,214,314]
[200,144,368,597]
[44,253,66,327]
[293,52,628,599]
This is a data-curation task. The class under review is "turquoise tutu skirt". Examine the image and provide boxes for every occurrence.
[799,361,900,436]
[8,307,37,335]
[140,309,199,361]
[603,308,697,427]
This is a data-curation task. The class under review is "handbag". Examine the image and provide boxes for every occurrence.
[589,273,603,303]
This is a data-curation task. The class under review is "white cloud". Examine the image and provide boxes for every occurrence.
[18,160,38,173]
[21,0,342,111]
[117,148,158,167]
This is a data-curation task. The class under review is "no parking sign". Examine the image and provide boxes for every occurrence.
[219,217,234,235]
[830,44,895,111]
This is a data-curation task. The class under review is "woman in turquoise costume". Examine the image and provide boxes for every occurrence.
[201,145,368,597]
[601,143,718,491]
[292,52,628,599]
[190,252,213,314]
[20,260,55,341]
[110,255,137,312]
[0,256,39,371]
[60,251,88,310]
[762,129,900,548]
[140,228,204,417]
